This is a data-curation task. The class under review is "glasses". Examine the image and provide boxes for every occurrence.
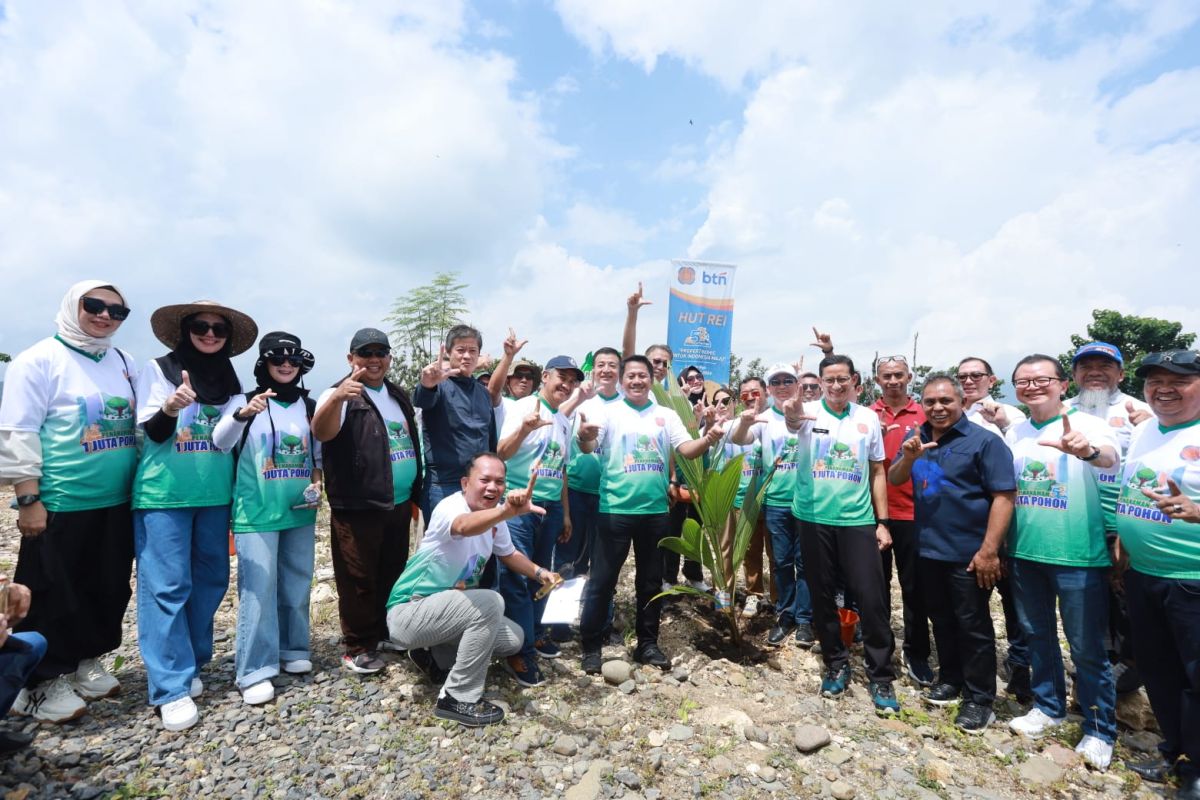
[740,390,762,401]
[684,373,704,383]
[1013,376,1061,389]
[81,297,131,321]
[1141,350,1200,368]
[355,348,390,359]
[800,382,821,391]
[768,377,797,387]
[715,397,734,407]
[822,376,854,386]
[955,371,989,382]
[267,355,304,367]
[649,358,670,367]
[511,372,536,381]
[876,355,908,365]
[189,320,230,338]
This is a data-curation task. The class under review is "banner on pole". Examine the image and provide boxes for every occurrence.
[666,260,737,385]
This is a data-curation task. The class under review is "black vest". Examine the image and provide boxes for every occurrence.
[323,378,423,511]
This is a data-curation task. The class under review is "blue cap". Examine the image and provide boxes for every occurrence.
[1072,341,1123,367]
[544,355,585,380]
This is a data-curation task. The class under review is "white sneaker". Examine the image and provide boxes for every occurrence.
[1075,734,1113,770]
[10,677,87,723]
[742,595,761,618]
[1008,707,1066,738]
[377,639,405,653]
[686,578,712,593]
[714,590,731,610]
[660,581,673,593]
[241,680,275,706]
[189,677,203,698]
[161,696,198,731]
[282,659,312,674]
[70,657,120,699]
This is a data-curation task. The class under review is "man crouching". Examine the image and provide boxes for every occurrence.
[385,452,560,726]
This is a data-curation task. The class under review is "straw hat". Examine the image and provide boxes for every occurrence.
[150,300,259,356]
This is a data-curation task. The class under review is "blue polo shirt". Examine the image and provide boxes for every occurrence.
[910,414,1016,563]
[413,376,497,484]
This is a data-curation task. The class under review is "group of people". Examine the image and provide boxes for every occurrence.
[0,282,1196,800]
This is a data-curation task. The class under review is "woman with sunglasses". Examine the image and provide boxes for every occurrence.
[212,332,321,706]
[133,300,258,731]
[0,281,138,723]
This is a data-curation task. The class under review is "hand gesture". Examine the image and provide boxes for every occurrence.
[900,432,938,459]
[576,379,598,402]
[164,370,197,415]
[627,281,652,313]
[780,395,816,428]
[521,409,553,433]
[1141,478,1200,523]
[1037,412,1093,459]
[421,345,459,388]
[505,470,546,517]
[577,412,600,443]
[503,327,528,358]
[240,388,277,418]
[1125,400,1152,426]
[978,400,1009,429]
[335,367,369,402]
[810,327,834,355]
[966,548,1001,589]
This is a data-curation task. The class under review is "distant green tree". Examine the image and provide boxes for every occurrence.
[0,352,10,363]
[386,272,470,389]
[1059,309,1196,398]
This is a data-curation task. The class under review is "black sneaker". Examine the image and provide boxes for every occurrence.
[0,730,35,755]
[1124,755,1175,784]
[922,682,960,707]
[503,655,545,688]
[434,693,505,727]
[549,625,575,643]
[794,622,816,648]
[533,637,561,659]
[342,651,386,675]
[408,648,450,685]
[634,644,671,670]
[581,651,602,675]
[905,658,935,688]
[1112,660,1142,695]
[766,619,796,647]
[1005,664,1033,704]
[954,701,995,733]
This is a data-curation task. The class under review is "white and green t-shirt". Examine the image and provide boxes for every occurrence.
[1066,391,1153,456]
[0,337,138,511]
[316,385,419,504]
[744,406,805,509]
[716,433,760,510]
[500,395,571,502]
[1115,419,1200,579]
[792,400,885,526]
[566,392,622,495]
[592,398,692,516]
[386,490,516,607]
[1005,409,1120,567]
[214,397,322,534]
[133,360,240,510]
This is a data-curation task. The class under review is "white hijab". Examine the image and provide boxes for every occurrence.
[55,279,126,357]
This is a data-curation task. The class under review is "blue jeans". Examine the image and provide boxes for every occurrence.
[764,507,811,624]
[555,489,597,578]
[1010,558,1117,742]
[1,632,48,716]
[134,506,231,706]
[498,500,564,660]
[233,525,316,688]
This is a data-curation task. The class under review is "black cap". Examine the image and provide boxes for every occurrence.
[349,328,390,352]
[545,355,585,381]
[1135,350,1200,378]
[256,330,315,374]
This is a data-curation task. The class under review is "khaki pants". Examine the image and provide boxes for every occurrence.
[719,509,776,602]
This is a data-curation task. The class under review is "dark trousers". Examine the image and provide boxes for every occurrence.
[1124,569,1200,780]
[881,519,931,663]
[799,520,895,682]
[554,489,598,578]
[661,501,704,584]
[329,503,411,654]
[996,574,1030,668]
[920,557,997,706]
[14,503,133,682]
[580,512,668,652]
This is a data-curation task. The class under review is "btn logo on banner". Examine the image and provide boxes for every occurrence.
[667,260,737,385]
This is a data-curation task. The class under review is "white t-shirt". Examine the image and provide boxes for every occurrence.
[386,490,516,606]
[1065,391,1153,456]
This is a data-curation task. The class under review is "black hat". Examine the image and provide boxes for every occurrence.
[1135,350,1200,378]
[349,328,391,352]
[256,331,314,375]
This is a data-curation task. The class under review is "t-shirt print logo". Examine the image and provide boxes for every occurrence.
[387,421,416,463]
[1116,465,1172,524]
[813,440,863,483]
[623,433,665,474]
[175,405,220,452]
[262,433,310,479]
[78,393,136,454]
[1016,456,1068,510]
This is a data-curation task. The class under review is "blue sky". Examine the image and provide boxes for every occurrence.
[1,1,1197,391]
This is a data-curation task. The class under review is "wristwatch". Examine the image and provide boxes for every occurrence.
[1079,448,1101,462]
[15,494,41,507]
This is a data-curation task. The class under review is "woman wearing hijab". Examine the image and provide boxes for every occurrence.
[212,332,321,706]
[132,300,257,732]
[0,280,138,723]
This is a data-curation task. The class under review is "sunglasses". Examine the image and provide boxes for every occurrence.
[740,390,762,401]
[355,348,390,359]
[81,297,131,321]
[715,397,734,406]
[267,355,305,367]
[768,377,797,387]
[189,320,230,338]
[877,355,908,364]
[684,373,704,382]
[511,372,537,381]
[955,371,990,382]
[800,382,821,391]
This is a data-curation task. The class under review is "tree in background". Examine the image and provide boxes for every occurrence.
[1058,309,1196,398]
[386,272,469,389]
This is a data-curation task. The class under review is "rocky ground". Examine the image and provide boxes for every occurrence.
[0,505,1176,799]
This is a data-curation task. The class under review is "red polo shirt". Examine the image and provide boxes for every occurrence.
[871,396,925,521]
